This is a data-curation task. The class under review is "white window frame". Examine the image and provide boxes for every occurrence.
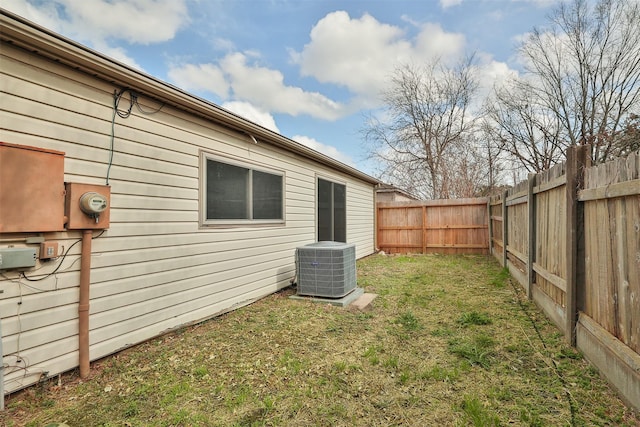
[200,151,285,227]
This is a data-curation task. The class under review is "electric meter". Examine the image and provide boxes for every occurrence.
[79,192,108,215]
[64,183,111,229]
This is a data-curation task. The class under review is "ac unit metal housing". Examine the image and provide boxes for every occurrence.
[296,241,357,298]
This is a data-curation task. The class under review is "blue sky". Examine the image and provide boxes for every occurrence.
[3,0,556,175]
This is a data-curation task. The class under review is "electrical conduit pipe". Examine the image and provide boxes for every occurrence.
[78,229,92,378]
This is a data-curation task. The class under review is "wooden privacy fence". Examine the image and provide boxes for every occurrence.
[376,198,489,255]
[489,146,639,410]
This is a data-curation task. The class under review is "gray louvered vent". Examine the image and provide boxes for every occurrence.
[296,241,356,298]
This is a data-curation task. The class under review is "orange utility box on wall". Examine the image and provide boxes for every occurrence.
[65,182,111,230]
[0,142,66,233]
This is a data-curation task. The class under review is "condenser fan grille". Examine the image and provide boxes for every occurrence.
[296,241,356,298]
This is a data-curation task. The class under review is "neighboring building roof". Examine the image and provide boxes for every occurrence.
[0,9,380,185]
[376,183,419,200]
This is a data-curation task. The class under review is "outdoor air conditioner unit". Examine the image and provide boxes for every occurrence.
[296,241,357,298]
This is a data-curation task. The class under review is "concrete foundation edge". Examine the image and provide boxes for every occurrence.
[289,287,365,307]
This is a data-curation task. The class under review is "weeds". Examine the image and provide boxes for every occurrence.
[490,267,510,288]
[362,345,381,365]
[419,365,460,382]
[383,355,399,370]
[448,334,496,368]
[460,395,501,427]
[457,311,492,326]
[396,310,421,330]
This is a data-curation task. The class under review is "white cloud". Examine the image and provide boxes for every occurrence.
[168,52,348,120]
[291,135,355,166]
[212,37,236,52]
[291,11,466,101]
[168,63,230,98]
[414,22,466,62]
[2,0,64,32]
[57,0,189,45]
[220,53,346,120]
[514,0,558,7]
[440,0,463,9]
[292,11,409,97]
[471,56,520,111]
[221,101,280,133]
[5,0,189,44]
[3,0,189,70]
[475,53,519,92]
[168,10,512,129]
[92,41,144,70]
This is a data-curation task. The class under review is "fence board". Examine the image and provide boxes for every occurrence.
[535,174,567,307]
[489,195,504,264]
[626,197,640,353]
[582,150,640,353]
[506,181,530,283]
[376,199,488,255]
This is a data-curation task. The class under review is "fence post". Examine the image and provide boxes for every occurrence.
[527,173,536,300]
[502,190,508,268]
[487,199,493,256]
[422,205,427,254]
[565,144,589,346]
[375,202,380,252]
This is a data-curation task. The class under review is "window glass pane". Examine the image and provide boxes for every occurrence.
[206,160,249,219]
[253,170,283,219]
[317,178,332,241]
[333,183,346,242]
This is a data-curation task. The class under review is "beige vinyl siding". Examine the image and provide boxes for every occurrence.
[1,38,375,394]
[346,180,376,257]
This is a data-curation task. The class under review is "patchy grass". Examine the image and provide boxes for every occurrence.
[2,254,638,426]
[457,311,492,327]
[448,333,496,368]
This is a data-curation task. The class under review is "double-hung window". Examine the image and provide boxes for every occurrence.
[317,177,346,242]
[201,153,284,226]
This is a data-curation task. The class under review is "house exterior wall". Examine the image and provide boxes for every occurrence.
[0,37,375,394]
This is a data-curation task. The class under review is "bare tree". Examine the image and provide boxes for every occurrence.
[443,134,494,197]
[519,0,640,163]
[476,120,508,194]
[611,113,640,156]
[364,58,481,199]
[483,78,566,173]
